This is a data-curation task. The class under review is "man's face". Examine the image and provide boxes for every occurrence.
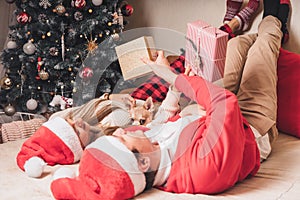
[112,128,158,154]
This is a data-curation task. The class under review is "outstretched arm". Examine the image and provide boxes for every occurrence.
[142,51,178,87]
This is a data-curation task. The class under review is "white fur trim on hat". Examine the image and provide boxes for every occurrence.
[43,117,83,162]
[52,167,76,180]
[87,136,146,195]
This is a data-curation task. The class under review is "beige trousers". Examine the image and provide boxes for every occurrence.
[221,16,282,144]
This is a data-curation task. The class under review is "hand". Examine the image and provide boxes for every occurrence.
[184,65,196,76]
[109,93,136,108]
[152,51,171,67]
[141,51,178,85]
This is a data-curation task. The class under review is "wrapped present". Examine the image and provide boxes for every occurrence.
[185,20,228,82]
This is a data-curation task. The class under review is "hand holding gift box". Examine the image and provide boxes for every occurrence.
[185,20,228,82]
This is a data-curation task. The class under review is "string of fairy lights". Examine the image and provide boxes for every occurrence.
[0,0,134,116]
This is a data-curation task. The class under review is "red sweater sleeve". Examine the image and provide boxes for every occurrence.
[161,74,260,194]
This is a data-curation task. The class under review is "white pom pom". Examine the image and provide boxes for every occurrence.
[24,156,46,178]
[52,167,76,180]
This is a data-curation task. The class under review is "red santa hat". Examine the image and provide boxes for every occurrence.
[51,135,147,200]
[16,117,83,178]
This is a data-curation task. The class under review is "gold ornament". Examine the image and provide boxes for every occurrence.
[85,35,98,54]
[0,76,13,90]
[53,4,66,15]
[39,69,49,80]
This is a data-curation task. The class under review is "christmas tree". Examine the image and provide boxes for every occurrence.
[0,0,133,116]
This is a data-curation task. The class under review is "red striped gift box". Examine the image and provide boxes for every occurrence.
[185,20,228,82]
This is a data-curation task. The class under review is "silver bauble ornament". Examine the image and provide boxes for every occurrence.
[4,104,16,116]
[23,41,36,55]
[7,41,17,49]
[92,0,103,6]
[26,98,38,110]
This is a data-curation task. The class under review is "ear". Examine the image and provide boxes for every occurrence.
[137,156,151,173]
[129,99,136,111]
[143,97,154,112]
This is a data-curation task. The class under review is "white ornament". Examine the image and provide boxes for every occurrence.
[26,98,38,110]
[49,95,73,110]
[92,0,103,6]
[23,41,36,55]
[61,34,65,61]
[39,0,52,9]
[7,41,17,49]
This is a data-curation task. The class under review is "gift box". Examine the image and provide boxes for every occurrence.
[185,20,228,82]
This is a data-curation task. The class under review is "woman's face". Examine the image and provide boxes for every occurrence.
[66,118,92,148]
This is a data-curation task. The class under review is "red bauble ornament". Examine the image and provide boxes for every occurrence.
[121,4,134,16]
[17,12,31,24]
[79,67,94,80]
[71,0,86,9]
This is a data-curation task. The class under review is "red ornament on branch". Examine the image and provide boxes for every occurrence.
[71,0,86,9]
[79,66,94,80]
[36,57,43,80]
[121,4,134,16]
[17,12,31,24]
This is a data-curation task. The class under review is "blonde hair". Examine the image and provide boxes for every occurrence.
[49,98,126,136]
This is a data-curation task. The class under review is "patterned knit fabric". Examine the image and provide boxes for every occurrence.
[235,0,260,31]
[130,56,185,102]
[223,0,243,23]
[1,118,46,143]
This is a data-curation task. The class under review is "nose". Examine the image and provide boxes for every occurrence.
[112,128,126,137]
[132,121,140,126]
